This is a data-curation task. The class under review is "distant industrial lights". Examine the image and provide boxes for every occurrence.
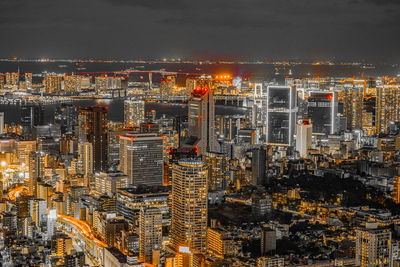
[215,74,231,80]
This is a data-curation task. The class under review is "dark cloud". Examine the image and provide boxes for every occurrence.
[0,0,399,61]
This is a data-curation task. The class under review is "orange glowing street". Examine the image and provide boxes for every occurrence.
[57,214,107,248]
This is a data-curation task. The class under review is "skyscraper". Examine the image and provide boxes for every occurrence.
[355,223,392,267]
[171,158,208,253]
[78,142,93,184]
[119,133,163,186]
[307,91,338,135]
[124,99,145,127]
[0,112,4,134]
[266,86,297,146]
[139,207,162,264]
[78,106,108,171]
[296,119,312,157]
[187,77,220,154]
[28,151,45,197]
[376,84,400,134]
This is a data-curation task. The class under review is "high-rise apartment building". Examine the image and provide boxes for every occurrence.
[119,133,163,186]
[266,86,297,146]
[78,106,108,171]
[78,142,93,181]
[376,84,400,134]
[43,74,63,94]
[0,112,4,134]
[29,198,46,228]
[28,151,45,197]
[355,223,392,267]
[307,91,338,135]
[261,227,276,255]
[187,77,220,154]
[171,158,208,253]
[139,207,162,264]
[124,99,145,127]
[296,119,312,157]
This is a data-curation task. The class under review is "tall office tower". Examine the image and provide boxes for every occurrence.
[343,84,363,131]
[54,104,78,134]
[5,72,19,86]
[251,146,267,186]
[64,75,82,92]
[94,171,128,197]
[78,142,93,183]
[296,119,312,157]
[124,99,145,127]
[187,77,220,154]
[393,177,400,204]
[28,151,45,197]
[355,223,392,267]
[307,91,338,135]
[0,112,4,134]
[261,227,276,255]
[78,106,108,171]
[139,207,162,264]
[171,159,208,253]
[43,74,63,94]
[24,73,32,88]
[29,198,46,228]
[266,86,297,146]
[119,133,163,186]
[17,140,37,167]
[376,84,400,134]
[21,103,44,126]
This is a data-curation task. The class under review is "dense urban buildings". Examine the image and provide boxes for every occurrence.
[0,60,400,267]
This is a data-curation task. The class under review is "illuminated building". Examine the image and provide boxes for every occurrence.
[393,177,400,204]
[0,112,4,134]
[124,99,145,127]
[257,256,285,267]
[116,186,170,225]
[52,234,73,257]
[206,227,237,259]
[307,91,338,134]
[138,207,162,264]
[94,171,128,197]
[24,73,32,88]
[29,198,46,227]
[171,159,208,253]
[95,76,122,91]
[78,142,93,184]
[64,75,82,92]
[261,227,276,255]
[21,103,44,126]
[266,86,297,146]
[98,215,127,247]
[187,77,220,154]
[355,223,392,267]
[5,72,19,86]
[28,152,45,197]
[119,133,163,186]
[0,75,4,90]
[17,140,37,167]
[343,83,363,131]
[376,84,400,134]
[203,152,230,190]
[160,75,176,99]
[78,106,108,171]
[296,119,312,157]
[43,74,63,94]
[46,209,57,240]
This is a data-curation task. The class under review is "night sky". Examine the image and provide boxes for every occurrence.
[0,0,399,61]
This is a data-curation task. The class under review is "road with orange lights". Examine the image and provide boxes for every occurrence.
[7,186,26,201]
[57,214,107,248]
